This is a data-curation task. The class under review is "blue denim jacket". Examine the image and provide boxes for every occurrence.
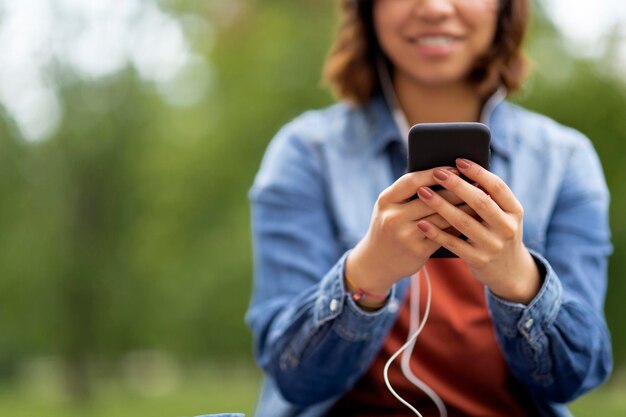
[246,95,612,417]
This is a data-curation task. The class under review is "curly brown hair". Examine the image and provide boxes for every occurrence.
[323,0,530,104]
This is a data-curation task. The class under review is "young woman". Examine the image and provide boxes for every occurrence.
[246,0,613,416]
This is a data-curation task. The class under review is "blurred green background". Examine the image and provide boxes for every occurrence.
[0,0,624,416]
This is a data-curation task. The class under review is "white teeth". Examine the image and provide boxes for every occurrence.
[415,36,454,46]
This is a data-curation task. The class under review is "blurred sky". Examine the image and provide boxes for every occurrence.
[0,0,624,143]
[0,0,214,142]
[546,0,626,51]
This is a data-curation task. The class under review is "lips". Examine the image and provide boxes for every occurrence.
[414,35,457,47]
[406,33,463,56]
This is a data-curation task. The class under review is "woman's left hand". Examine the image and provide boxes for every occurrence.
[415,158,541,305]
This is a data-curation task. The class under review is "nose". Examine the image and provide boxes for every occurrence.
[412,0,456,22]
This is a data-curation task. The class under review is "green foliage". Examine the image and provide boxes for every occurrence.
[0,0,337,371]
[516,25,626,364]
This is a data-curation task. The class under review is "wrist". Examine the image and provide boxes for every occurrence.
[489,249,542,305]
[344,273,389,308]
[345,244,393,296]
[344,275,389,303]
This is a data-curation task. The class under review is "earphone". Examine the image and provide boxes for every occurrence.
[377,56,448,417]
[401,267,448,417]
[382,266,448,417]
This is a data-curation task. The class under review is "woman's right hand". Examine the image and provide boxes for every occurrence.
[345,167,473,297]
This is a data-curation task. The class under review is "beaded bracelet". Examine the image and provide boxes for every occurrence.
[344,274,388,302]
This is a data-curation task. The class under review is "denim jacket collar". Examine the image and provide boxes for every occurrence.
[363,89,514,159]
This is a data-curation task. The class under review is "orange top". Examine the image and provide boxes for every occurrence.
[327,259,535,417]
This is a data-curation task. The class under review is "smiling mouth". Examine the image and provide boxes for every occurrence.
[411,35,459,47]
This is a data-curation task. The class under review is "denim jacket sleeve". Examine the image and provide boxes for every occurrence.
[245,123,399,406]
[487,134,613,403]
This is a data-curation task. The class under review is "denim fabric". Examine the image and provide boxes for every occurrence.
[246,95,612,417]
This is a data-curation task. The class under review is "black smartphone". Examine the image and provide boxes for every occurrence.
[407,122,491,258]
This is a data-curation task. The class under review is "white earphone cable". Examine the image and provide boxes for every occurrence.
[377,52,452,417]
[401,266,448,417]
[383,266,434,417]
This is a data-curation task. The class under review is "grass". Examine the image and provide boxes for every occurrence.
[0,361,262,417]
[0,361,624,417]
[570,373,626,417]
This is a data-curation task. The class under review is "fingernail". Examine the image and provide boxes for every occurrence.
[444,167,460,175]
[417,187,433,199]
[456,158,471,169]
[433,169,450,182]
[417,222,429,233]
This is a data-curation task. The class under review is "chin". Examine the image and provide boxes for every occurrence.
[408,71,467,88]
[395,59,470,88]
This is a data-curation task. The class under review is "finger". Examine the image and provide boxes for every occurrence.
[445,227,463,237]
[419,204,477,230]
[379,167,458,205]
[431,167,510,229]
[417,186,495,247]
[417,220,477,259]
[401,189,467,221]
[414,237,442,258]
[455,159,523,215]
[431,189,465,205]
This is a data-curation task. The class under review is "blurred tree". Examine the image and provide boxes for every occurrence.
[518,4,626,364]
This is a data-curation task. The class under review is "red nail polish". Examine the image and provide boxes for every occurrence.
[433,169,450,181]
[456,158,471,169]
[418,187,433,199]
